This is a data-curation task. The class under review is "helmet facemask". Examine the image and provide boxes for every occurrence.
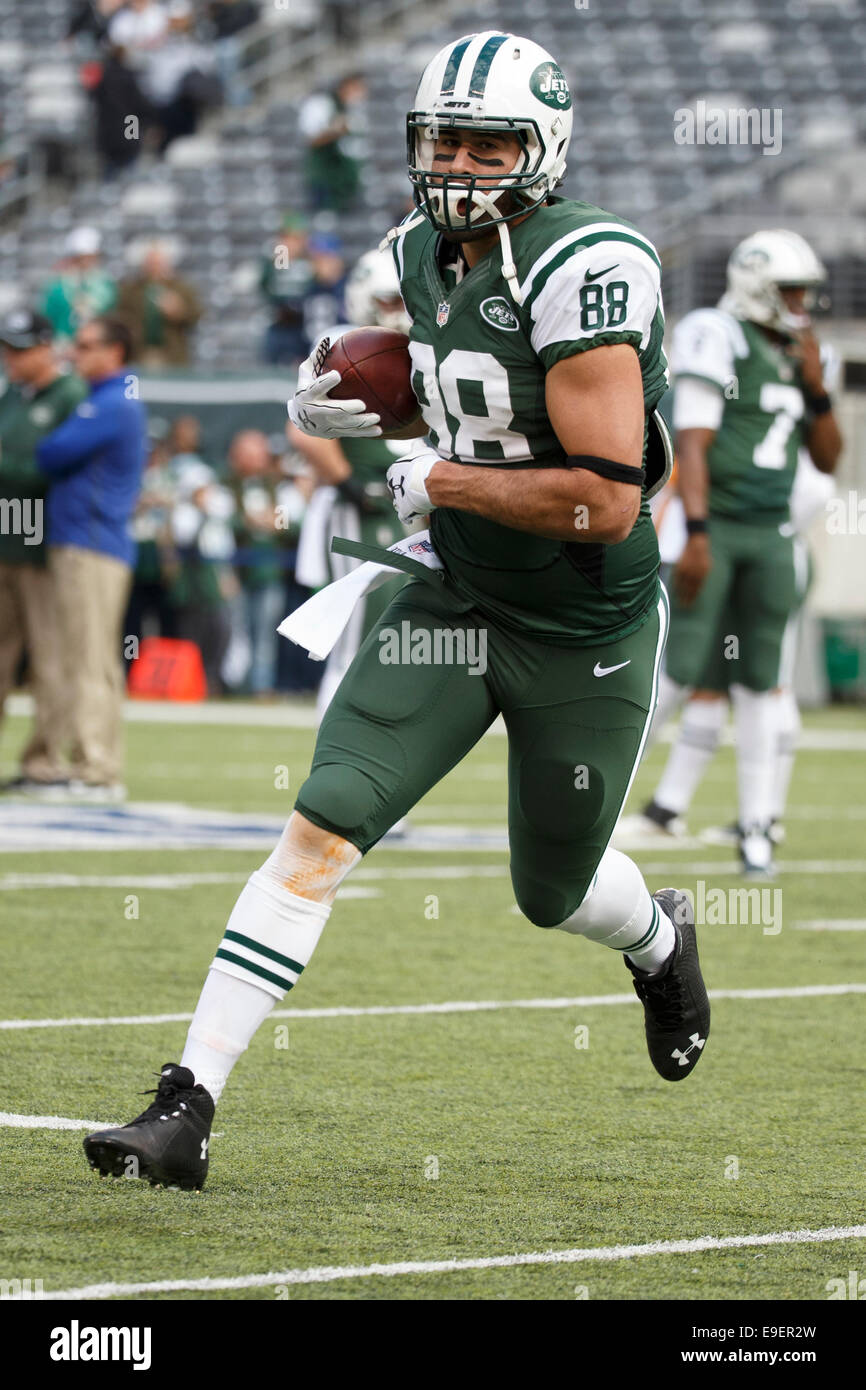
[407,112,548,240]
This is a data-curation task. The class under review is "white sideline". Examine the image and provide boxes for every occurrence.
[3,982,865,1031]
[34,1224,866,1300]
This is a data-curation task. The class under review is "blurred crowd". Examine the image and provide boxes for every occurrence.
[69,1,259,175]
[129,413,318,698]
[39,226,201,366]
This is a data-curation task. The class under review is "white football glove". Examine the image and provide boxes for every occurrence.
[287,337,382,439]
[386,447,440,524]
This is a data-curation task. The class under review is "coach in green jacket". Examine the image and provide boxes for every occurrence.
[0,311,87,790]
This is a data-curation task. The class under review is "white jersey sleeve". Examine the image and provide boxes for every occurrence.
[669,308,746,394]
[673,376,725,432]
[527,238,663,364]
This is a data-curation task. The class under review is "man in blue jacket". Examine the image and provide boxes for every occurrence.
[37,317,146,795]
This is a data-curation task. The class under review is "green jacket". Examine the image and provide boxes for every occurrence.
[0,372,88,564]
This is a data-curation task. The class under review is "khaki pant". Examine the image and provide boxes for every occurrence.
[50,545,132,785]
[0,560,69,780]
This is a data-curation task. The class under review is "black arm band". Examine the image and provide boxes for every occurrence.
[686,518,709,535]
[806,393,833,416]
[565,454,646,486]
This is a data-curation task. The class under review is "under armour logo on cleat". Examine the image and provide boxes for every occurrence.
[200,1138,209,1159]
[671,1033,706,1067]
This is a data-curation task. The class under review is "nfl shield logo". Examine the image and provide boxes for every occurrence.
[436,301,450,328]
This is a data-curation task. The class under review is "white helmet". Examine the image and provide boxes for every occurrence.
[404,31,573,303]
[720,229,827,335]
[345,248,410,333]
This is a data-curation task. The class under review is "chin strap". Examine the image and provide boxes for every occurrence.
[379,214,427,252]
[496,218,524,306]
[378,199,529,308]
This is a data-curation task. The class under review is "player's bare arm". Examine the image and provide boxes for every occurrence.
[287,422,352,483]
[673,425,714,605]
[426,343,644,543]
[791,329,843,472]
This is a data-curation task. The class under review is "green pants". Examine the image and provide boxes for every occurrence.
[665,516,798,693]
[296,578,668,927]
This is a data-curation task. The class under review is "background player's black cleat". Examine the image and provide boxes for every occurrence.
[83,1063,214,1190]
[626,889,710,1081]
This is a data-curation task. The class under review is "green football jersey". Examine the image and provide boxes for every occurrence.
[670,308,810,522]
[392,197,667,644]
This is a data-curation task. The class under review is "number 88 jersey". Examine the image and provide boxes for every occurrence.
[394,195,667,465]
[390,196,668,645]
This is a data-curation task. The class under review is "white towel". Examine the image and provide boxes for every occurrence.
[295,484,337,589]
[278,529,443,661]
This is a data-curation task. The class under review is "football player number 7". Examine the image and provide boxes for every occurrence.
[752,382,804,470]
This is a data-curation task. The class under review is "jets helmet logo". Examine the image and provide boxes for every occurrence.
[530,61,571,110]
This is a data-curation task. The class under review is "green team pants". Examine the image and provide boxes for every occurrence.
[664,515,798,693]
[296,576,668,928]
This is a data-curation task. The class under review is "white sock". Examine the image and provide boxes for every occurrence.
[771,688,800,821]
[731,683,776,829]
[182,968,276,1103]
[654,698,727,815]
[645,671,690,751]
[552,847,676,973]
[181,865,332,1103]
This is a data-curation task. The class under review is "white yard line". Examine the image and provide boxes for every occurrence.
[3,982,865,1032]
[35,1223,866,1300]
[0,874,378,898]
[0,1112,117,1130]
[4,859,866,890]
[7,693,866,748]
[795,920,866,931]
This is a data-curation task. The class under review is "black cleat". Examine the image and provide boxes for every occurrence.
[83,1063,214,1190]
[641,798,685,837]
[626,889,710,1081]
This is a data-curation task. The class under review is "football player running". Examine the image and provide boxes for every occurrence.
[638,231,842,876]
[84,33,710,1192]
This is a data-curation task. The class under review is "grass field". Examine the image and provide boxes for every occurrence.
[1,702,865,1302]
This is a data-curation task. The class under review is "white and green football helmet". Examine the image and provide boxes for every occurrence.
[397,31,573,303]
[345,248,411,333]
[719,229,827,335]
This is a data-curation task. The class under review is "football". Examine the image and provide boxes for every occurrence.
[321,326,417,432]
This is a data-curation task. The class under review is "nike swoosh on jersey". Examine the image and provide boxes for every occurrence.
[593,659,631,677]
[584,264,620,283]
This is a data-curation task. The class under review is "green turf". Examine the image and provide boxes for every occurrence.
[1,707,865,1300]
